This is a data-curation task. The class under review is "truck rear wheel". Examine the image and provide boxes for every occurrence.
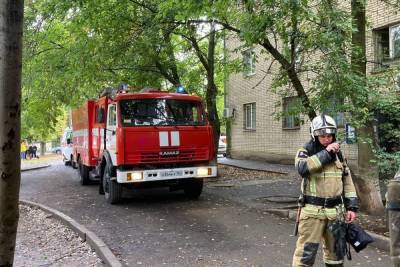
[184,178,203,199]
[103,164,122,204]
[78,159,90,185]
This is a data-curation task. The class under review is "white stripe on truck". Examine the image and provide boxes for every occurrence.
[159,132,169,147]
[171,131,180,146]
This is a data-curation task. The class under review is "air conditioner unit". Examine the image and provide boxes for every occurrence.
[223,108,235,118]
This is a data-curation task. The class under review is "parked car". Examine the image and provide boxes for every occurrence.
[61,127,73,165]
[218,135,227,157]
[51,146,62,154]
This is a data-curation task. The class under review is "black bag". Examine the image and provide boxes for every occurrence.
[346,223,374,253]
[328,220,348,259]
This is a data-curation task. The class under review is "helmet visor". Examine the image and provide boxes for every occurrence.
[313,128,336,136]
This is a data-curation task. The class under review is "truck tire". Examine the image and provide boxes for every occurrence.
[72,156,78,169]
[102,163,122,204]
[99,175,105,195]
[184,178,203,199]
[78,159,90,185]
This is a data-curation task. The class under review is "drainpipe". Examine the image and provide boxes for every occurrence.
[222,29,231,158]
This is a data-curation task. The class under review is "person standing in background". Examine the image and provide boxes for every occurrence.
[20,141,27,160]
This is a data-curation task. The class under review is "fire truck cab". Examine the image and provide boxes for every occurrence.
[71,88,217,204]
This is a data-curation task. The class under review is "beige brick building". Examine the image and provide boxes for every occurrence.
[224,1,400,167]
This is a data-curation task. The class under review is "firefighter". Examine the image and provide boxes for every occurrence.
[387,169,400,266]
[292,114,359,267]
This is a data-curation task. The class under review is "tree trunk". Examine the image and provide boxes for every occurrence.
[40,141,46,156]
[185,23,221,155]
[154,32,181,87]
[205,23,221,154]
[0,0,24,265]
[351,0,384,215]
[206,81,221,154]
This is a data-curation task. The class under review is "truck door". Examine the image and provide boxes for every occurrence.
[106,104,117,165]
[93,104,106,160]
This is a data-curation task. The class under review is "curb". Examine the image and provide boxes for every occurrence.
[265,208,390,252]
[20,199,123,267]
[21,164,50,172]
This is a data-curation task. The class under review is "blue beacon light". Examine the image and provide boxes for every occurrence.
[176,85,187,94]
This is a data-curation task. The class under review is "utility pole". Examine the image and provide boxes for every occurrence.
[0,0,24,266]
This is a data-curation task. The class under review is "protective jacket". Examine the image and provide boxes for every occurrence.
[388,170,400,266]
[295,140,359,218]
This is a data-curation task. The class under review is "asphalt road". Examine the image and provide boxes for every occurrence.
[20,161,391,267]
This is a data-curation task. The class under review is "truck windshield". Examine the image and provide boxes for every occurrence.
[119,99,206,126]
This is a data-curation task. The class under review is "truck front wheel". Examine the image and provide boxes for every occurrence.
[99,175,105,195]
[103,164,122,204]
[78,159,90,185]
[184,178,203,199]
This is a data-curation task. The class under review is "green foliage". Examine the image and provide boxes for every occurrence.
[367,67,400,177]
[376,151,400,180]
[22,0,230,140]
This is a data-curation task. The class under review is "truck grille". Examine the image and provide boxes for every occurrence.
[138,149,208,163]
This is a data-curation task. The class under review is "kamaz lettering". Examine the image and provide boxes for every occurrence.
[160,151,180,156]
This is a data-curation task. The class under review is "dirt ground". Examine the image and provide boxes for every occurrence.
[14,205,104,266]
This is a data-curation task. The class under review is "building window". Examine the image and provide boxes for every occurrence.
[282,97,300,129]
[332,113,345,128]
[390,24,400,59]
[323,97,345,128]
[243,102,256,130]
[374,24,400,68]
[243,49,256,76]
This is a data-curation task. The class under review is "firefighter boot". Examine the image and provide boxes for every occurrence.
[387,171,400,267]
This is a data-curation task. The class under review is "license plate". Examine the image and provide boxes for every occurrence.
[160,170,183,178]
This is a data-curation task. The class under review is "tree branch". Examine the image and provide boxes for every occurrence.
[127,0,157,13]
[251,59,276,90]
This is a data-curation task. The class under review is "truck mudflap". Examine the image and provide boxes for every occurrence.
[116,166,217,183]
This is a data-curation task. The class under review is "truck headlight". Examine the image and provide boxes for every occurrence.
[197,167,211,177]
[127,171,143,181]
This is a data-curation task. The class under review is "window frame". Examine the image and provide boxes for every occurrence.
[322,97,345,128]
[373,23,400,69]
[243,102,256,131]
[282,96,300,130]
[389,24,400,59]
[242,48,256,77]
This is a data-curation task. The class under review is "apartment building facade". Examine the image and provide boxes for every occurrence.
[224,1,400,167]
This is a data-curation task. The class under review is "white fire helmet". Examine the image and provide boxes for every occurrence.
[310,114,337,140]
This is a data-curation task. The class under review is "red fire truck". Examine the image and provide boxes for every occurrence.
[71,88,217,204]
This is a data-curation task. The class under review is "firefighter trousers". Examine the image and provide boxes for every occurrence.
[292,213,344,267]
